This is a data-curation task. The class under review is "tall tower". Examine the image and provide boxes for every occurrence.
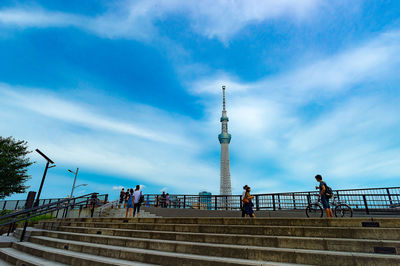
[218,85,232,195]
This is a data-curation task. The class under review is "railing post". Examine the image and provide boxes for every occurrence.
[183,196,186,209]
[104,194,109,204]
[239,195,242,210]
[307,193,311,206]
[292,194,296,210]
[225,196,228,210]
[362,195,369,215]
[272,195,276,211]
[198,196,201,210]
[215,196,218,210]
[386,188,393,206]
[255,195,260,211]
[14,200,19,210]
[2,200,6,210]
[277,194,281,210]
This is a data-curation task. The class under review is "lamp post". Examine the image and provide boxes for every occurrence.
[68,168,81,198]
[34,149,55,207]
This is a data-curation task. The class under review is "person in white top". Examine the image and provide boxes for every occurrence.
[241,185,248,217]
[132,185,143,217]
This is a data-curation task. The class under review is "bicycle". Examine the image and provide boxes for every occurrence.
[306,195,353,218]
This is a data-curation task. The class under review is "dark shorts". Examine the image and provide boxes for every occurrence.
[321,196,330,209]
[127,202,133,209]
[119,198,124,204]
[133,203,141,215]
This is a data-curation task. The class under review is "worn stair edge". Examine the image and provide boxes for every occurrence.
[0,247,67,266]
[15,239,299,266]
[29,235,400,266]
[12,242,156,266]
[36,221,400,240]
[40,227,400,254]
[44,217,400,228]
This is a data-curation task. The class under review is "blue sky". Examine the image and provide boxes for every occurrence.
[1,0,400,200]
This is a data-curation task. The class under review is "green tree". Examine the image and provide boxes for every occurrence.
[0,136,34,199]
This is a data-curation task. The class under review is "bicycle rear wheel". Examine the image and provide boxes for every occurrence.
[306,204,323,218]
[335,204,353,217]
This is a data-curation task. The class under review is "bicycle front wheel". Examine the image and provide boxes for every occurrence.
[306,204,323,218]
[335,204,353,217]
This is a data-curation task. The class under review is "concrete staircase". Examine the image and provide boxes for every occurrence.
[1,217,399,265]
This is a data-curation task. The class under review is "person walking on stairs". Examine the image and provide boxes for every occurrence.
[243,186,255,218]
[132,185,143,217]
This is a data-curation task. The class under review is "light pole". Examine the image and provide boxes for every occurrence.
[34,149,55,207]
[68,168,81,198]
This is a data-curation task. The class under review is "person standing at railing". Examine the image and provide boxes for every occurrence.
[126,188,134,217]
[161,191,167,208]
[315,174,334,218]
[243,186,255,218]
[241,185,248,217]
[166,193,170,208]
[118,188,125,209]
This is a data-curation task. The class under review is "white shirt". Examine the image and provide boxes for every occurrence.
[133,190,142,204]
[242,190,246,199]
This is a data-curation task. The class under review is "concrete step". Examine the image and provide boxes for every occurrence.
[59,217,400,228]
[0,246,67,266]
[27,234,400,266]
[0,258,12,266]
[104,208,159,218]
[11,241,155,266]
[37,226,400,254]
[25,235,300,266]
[38,221,400,240]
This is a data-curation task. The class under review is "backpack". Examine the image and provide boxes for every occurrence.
[325,184,333,198]
[138,192,144,204]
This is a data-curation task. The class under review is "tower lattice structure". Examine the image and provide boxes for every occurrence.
[218,85,232,196]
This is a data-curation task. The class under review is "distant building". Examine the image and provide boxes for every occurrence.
[199,191,212,210]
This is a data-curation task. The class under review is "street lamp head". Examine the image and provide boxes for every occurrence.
[68,169,74,173]
[74,183,88,189]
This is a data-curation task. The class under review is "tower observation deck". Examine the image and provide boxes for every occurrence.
[219,85,232,196]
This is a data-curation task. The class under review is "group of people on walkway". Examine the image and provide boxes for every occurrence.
[154,191,170,208]
[118,185,143,218]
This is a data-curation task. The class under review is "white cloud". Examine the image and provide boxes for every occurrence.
[0,0,321,42]
[112,186,124,191]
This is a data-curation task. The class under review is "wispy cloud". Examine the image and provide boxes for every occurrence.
[0,84,188,145]
[0,0,321,42]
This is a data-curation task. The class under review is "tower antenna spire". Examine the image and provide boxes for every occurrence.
[222,85,226,111]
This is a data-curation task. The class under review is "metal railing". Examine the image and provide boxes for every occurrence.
[0,197,66,211]
[0,193,108,241]
[144,187,400,214]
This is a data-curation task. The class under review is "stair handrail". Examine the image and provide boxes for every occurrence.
[0,192,108,242]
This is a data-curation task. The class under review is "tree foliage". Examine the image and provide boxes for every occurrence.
[0,136,34,199]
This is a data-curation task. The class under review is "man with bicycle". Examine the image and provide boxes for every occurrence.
[315,174,333,218]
